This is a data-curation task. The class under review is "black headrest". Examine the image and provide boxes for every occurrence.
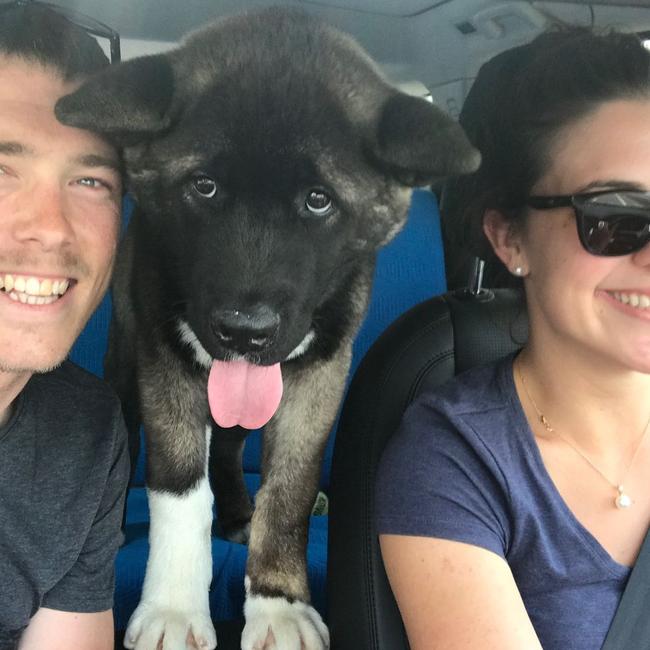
[328,288,527,649]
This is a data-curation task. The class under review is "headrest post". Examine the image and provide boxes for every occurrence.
[468,257,486,296]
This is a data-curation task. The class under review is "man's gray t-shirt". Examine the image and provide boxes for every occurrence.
[0,361,129,648]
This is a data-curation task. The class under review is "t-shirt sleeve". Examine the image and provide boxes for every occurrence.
[41,407,130,613]
[375,395,511,558]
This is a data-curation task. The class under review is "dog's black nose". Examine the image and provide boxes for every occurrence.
[211,306,280,353]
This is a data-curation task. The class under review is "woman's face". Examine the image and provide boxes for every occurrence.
[490,98,650,373]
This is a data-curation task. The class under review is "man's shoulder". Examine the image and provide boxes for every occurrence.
[32,360,117,401]
[26,361,122,430]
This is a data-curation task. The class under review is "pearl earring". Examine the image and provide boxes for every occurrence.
[514,266,524,276]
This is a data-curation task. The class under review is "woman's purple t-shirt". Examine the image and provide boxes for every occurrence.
[376,354,630,650]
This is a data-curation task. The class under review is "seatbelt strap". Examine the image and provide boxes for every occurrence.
[601,525,650,649]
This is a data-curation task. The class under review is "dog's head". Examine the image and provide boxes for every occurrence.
[57,8,478,373]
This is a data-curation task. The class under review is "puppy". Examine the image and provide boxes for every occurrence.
[57,8,478,649]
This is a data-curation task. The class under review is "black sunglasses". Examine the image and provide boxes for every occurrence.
[1,0,120,62]
[527,189,650,256]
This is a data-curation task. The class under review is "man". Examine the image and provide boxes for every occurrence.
[0,3,129,648]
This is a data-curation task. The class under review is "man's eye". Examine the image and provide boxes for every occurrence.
[76,177,111,190]
[0,165,19,187]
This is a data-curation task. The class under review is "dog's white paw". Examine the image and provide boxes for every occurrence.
[123,602,217,650]
[242,590,329,650]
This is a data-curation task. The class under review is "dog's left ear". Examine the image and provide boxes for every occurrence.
[370,92,480,186]
[55,55,175,147]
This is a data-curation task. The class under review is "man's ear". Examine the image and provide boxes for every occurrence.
[369,92,481,186]
[483,209,527,272]
[55,55,175,147]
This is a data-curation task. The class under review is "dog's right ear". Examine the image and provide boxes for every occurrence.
[370,92,481,186]
[55,55,175,147]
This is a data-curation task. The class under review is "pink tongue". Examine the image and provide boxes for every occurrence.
[207,360,283,430]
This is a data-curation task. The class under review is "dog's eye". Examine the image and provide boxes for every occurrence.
[192,175,218,198]
[305,189,334,217]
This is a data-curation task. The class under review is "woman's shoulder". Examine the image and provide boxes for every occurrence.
[382,352,532,492]
[408,353,517,430]
[376,353,525,550]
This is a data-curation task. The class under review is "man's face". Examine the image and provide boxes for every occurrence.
[0,56,122,374]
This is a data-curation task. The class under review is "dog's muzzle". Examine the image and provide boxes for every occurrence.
[210,305,281,354]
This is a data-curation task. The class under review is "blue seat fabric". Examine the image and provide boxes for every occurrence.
[67,189,446,629]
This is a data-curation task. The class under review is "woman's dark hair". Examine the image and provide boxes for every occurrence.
[0,3,109,80]
[443,27,650,288]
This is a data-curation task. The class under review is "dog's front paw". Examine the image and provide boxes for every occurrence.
[242,591,329,650]
[124,602,217,650]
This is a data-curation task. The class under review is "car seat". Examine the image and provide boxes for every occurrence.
[327,283,528,649]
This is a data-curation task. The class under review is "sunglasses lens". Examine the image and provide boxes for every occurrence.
[581,214,650,255]
[576,192,650,255]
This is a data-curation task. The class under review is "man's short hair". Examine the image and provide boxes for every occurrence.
[0,3,109,79]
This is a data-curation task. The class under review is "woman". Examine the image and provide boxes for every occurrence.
[376,27,650,650]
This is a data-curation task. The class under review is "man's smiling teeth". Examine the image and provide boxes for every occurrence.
[612,291,650,309]
[0,274,70,305]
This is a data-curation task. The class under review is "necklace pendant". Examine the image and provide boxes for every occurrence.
[615,486,632,509]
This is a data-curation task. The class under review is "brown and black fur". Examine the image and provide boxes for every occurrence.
[57,6,478,646]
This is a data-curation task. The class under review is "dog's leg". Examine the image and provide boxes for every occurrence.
[105,226,142,483]
[241,346,352,650]
[104,307,143,533]
[209,424,254,543]
[104,316,141,484]
[123,349,216,650]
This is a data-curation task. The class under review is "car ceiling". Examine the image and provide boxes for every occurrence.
[55,0,650,109]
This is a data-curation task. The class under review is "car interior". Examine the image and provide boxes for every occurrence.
[52,0,650,647]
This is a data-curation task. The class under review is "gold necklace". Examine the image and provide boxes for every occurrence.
[517,359,650,510]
